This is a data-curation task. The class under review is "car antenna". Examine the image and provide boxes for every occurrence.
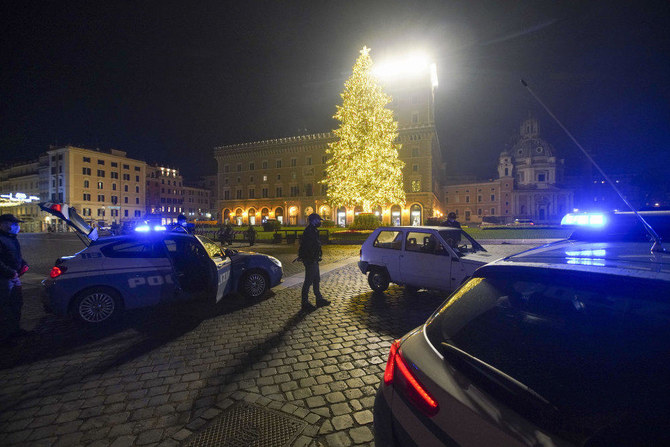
[521,79,666,254]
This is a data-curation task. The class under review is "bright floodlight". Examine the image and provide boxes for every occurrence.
[373,51,436,87]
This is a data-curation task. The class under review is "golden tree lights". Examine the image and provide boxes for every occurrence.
[323,46,405,212]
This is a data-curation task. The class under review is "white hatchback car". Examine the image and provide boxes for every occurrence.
[358,226,496,293]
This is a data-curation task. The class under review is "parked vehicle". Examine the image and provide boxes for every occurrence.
[373,212,670,446]
[358,226,495,293]
[38,203,283,325]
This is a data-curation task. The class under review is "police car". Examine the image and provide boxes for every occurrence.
[39,203,283,325]
[374,211,670,446]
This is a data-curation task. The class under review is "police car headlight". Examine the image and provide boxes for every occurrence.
[269,256,282,267]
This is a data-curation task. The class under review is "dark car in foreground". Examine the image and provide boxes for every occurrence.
[374,212,670,446]
[39,202,282,324]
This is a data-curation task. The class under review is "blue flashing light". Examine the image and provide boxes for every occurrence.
[135,225,150,232]
[561,213,606,227]
[154,225,167,231]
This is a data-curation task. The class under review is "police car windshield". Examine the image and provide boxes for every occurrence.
[437,229,485,253]
[196,236,225,259]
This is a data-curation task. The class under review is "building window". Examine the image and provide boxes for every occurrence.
[224,190,230,200]
[84,180,89,188]
[538,173,546,182]
[491,194,495,201]
[289,186,298,197]
[262,161,268,169]
[276,187,282,197]
[478,195,482,202]
[111,162,118,167]
[83,193,91,201]
[82,167,91,175]
[291,158,297,167]
[97,181,103,189]
[135,210,141,217]
[307,157,312,166]
[123,173,130,181]
[249,189,255,199]
[97,209,105,217]
[111,172,118,179]
[412,164,418,172]
[249,162,255,170]
[124,185,128,192]
[83,157,91,163]
[236,164,242,172]
[123,164,129,170]
[276,160,282,168]
[136,198,139,204]
[134,166,140,171]
[491,208,495,215]
[124,210,129,217]
[111,196,118,204]
[98,160,105,165]
[477,209,482,216]
[97,194,105,202]
[465,196,470,203]
[305,183,313,196]
[135,175,140,182]
[124,197,128,204]
[262,188,268,198]
[236,190,242,199]
[135,186,139,193]
[411,180,421,192]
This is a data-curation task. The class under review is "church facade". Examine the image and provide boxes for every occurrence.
[444,117,574,224]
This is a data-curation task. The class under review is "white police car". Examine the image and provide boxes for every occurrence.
[39,203,283,325]
[374,212,670,446]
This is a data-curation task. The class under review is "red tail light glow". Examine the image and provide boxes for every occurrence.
[384,339,439,417]
[50,266,66,278]
[51,204,62,212]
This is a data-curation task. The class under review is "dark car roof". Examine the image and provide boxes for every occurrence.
[484,239,670,281]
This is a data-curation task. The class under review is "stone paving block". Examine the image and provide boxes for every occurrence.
[52,432,84,447]
[331,402,352,416]
[305,396,326,408]
[353,410,374,425]
[109,434,137,447]
[136,428,164,445]
[349,426,374,444]
[325,431,353,447]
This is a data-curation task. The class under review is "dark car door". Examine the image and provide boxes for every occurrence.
[162,235,217,300]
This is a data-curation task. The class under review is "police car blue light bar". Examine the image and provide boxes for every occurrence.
[561,212,606,227]
[135,224,167,232]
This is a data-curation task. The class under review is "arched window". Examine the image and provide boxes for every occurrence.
[235,208,243,226]
[337,206,346,227]
[372,206,382,221]
[223,209,231,224]
[248,208,256,226]
[275,207,284,225]
[391,205,401,226]
[410,204,422,226]
[319,205,331,220]
[261,208,269,224]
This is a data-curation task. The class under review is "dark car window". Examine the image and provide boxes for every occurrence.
[100,240,164,258]
[405,231,443,254]
[425,268,670,442]
[373,230,402,250]
[196,236,225,259]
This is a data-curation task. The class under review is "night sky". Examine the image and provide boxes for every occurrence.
[2,0,668,180]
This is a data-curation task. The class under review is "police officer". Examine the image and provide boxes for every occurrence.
[0,214,30,344]
[175,214,194,234]
[298,213,330,311]
[441,212,461,229]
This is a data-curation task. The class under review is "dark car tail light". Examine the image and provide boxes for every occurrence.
[50,266,67,278]
[384,339,439,417]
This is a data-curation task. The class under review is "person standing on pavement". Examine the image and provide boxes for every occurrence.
[298,213,330,311]
[246,224,256,246]
[0,214,30,344]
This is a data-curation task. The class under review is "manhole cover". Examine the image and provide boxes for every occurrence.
[182,401,308,447]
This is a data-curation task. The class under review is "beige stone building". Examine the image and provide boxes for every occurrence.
[444,117,573,224]
[41,146,147,228]
[214,62,445,227]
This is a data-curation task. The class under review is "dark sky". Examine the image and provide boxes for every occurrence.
[2,0,668,179]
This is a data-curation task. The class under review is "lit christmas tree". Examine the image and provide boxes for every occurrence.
[323,46,405,212]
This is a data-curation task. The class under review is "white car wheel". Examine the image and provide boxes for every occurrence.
[74,288,121,324]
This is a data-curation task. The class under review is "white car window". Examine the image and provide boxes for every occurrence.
[373,230,402,250]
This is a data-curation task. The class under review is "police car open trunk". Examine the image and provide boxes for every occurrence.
[39,202,99,246]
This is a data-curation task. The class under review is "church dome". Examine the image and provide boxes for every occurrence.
[511,117,555,159]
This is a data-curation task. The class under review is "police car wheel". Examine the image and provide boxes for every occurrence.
[368,270,390,292]
[241,271,268,299]
[73,287,122,324]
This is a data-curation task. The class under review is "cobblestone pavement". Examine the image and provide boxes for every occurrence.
[0,240,537,446]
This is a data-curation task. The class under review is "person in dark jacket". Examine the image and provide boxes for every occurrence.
[0,214,30,343]
[298,213,330,311]
[441,212,461,229]
[246,224,256,246]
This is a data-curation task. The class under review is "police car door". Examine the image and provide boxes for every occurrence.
[162,235,218,302]
[196,236,232,303]
[101,238,176,308]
